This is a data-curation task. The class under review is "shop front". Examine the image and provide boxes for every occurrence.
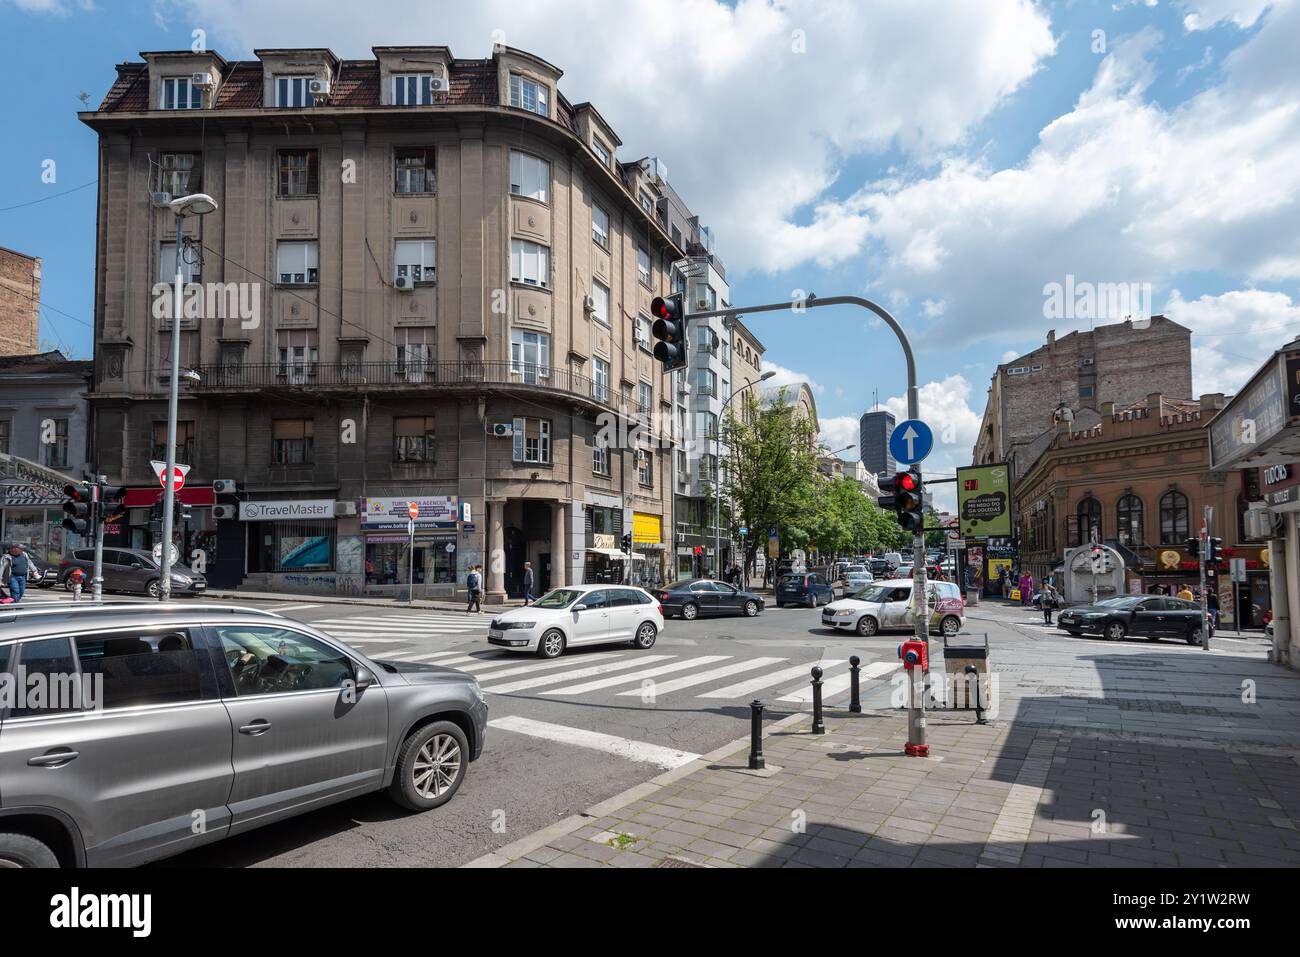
[0,480,80,563]
[582,502,627,584]
[240,499,339,592]
[361,495,459,598]
[109,486,217,568]
[632,511,666,590]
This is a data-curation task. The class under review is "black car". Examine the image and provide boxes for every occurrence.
[1057,595,1209,644]
[0,545,58,588]
[655,579,765,620]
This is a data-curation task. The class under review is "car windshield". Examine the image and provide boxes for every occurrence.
[850,584,896,602]
[1096,597,1143,609]
[531,588,584,609]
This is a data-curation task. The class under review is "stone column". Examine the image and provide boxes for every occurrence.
[551,501,567,588]
[487,498,506,603]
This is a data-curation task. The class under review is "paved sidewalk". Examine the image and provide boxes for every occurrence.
[469,635,1300,868]
[205,588,526,613]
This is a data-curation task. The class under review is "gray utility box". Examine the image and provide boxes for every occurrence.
[938,633,990,711]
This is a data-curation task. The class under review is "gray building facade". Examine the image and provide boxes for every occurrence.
[859,409,895,476]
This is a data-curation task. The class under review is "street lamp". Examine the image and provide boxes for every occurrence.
[159,192,218,601]
[714,369,775,578]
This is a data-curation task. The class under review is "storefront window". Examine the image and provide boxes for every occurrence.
[365,537,456,585]
[1,507,79,563]
[247,520,335,572]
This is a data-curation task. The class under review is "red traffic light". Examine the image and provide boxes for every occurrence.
[898,472,918,492]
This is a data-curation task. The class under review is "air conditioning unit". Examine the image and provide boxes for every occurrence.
[491,422,515,437]
[190,72,213,90]
[582,295,595,312]
[150,191,172,208]
[394,275,414,291]
[333,501,358,517]
[213,479,238,495]
[430,77,448,92]
[212,504,237,520]
[309,78,332,102]
[695,299,711,311]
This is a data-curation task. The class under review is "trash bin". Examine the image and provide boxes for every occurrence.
[941,633,990,712]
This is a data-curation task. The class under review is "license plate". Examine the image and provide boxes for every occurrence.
[192,583,206,590]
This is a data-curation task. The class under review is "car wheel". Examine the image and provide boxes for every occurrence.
[856,616,878,637]
[634,621,658,649]
[1105,622,1126,641]
[388,720,469,811]
[682,602,699,621]
[940,616,961,638]
[537,629,566,659]
[743,600,759,617]
[1186,627,1202,646]
[146,579,161,599]
[62,576,76,592]
[0,833,59,868]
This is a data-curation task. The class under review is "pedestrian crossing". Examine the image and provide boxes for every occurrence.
[310,612,489,642]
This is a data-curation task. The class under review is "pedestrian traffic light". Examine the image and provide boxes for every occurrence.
[1089,544,1104,574]
[650,293,688,372]
[101,486,129,525]
[879,468,924,532]
[1185,536,1200,558]
[1207,537,1222,563]
[61,482,93,535]
[622,533,632,551]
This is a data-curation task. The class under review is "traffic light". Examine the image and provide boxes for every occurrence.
[878,468,924,533]
[622,533,632,552]
[61,482,93,535]
[1207,537,1223,563]
[1089,544,1105,574]
[101,486,129,525]
[650,293,688,371]
[1185,536,1200,559]
[175,500,193,524]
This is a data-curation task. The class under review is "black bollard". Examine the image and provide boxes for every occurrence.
[810,665,825,734]
[849,655,862,713]
[748,699,765,770]
[965,663,987,724]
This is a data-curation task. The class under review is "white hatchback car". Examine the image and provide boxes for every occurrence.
[821,578,966,638]
[487,584,665,658]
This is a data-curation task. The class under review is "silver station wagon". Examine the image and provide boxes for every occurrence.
[0,603,487,867]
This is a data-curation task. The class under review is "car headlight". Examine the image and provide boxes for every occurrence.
[170,574,190,583]
[469,680,486,703]
[834,609,855,617]
[498,621,536,631]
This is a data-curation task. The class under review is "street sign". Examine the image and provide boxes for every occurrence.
[152,542,179,565]
[889,419,933,465]
[150,460,190,491]
[739,526,748,536]
[407,501,420,520]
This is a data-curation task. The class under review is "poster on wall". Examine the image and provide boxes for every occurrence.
[956,465,1013,538]
[279,535,331,569]
[362,496,458,531]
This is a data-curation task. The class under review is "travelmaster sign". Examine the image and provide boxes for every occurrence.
[956,464,1013,538]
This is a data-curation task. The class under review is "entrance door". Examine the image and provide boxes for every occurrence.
[504,527,524,597]
[538,552,551,593]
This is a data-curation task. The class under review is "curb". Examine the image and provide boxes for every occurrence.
[462,710,812,868]
[204,591,522,614]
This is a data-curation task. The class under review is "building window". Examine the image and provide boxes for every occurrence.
[1160,490,1190,544]
[1116,494,1144,547]
[0,418,9,455]
[274,75,312,108]
[722,341,730,368]
[272,419,314,465]
[277,150,319,196]
[671,224,682,247]
[671,270,685,295]
[41,418,69,468]
[159,242,201,285]
[396,327,434,381]
[634,315,651,351]
[512,418,551,464]
[394,240,436,283]
[592,204,610,249]
[160,76,201,110]
[151,420,196,464]
[593,439,610,477]
[638,381,653,413]
[276,330,318,383]
[592,138,611,165]
[639,190,653,214]
[394,416,436,462]
[394,148,435,194]
[510,239,550,287]
[509,151,550,203]
[277,242,319,285]
[696,368,717,397]
[509,74,548,116]
[158,152,200,197]
[637,449,653,487]
[1076,497,1102,544]
[696,411,718,440]
[695,324,716,354]
[700,453,717,483]
[510,329,550,383]
[392,73,436,106]
[637,247,651,287]
[676,448,687,479]
[591,280,610,325]
[593,357,610,402]
[247,523,335,573]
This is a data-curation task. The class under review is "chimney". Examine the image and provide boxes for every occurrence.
[1199,392,1225,412]
[1046,329,1055,346]
[1100,401,1115,417]
[1147,392,1163,420]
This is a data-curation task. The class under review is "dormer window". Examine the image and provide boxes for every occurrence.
[274,75,313,108]
[160,76,202,110]
[509,74,548,117]
[639,190,654,215]
[392,73,437,105]
[592,138,611,166]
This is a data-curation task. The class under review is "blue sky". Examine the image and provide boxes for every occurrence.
[2,0,1298,508]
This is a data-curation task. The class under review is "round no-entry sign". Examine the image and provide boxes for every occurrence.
[150,460,190,491]
[407,502,420,520]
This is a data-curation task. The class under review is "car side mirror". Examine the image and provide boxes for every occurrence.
[131,562,143,569]
[573,603,588,612]
[353,665,375,690]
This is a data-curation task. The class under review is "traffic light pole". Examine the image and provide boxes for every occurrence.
[91,478,105,601]
[1200,507,1212,653]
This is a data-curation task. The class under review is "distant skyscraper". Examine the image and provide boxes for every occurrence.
[859,409,896,476]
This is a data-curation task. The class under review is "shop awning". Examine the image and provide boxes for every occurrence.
[587,548,645,560]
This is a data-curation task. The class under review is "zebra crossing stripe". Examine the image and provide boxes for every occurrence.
[388,651,464,662]
[699,660,848,700]
[540,656,732,696]
[429,653,513,667]
[455,656,545,674]
[488,716,700,770]
[614,657,789,697]
[452,653,627,683]
[480,655,675,695]
[778,661,900,704]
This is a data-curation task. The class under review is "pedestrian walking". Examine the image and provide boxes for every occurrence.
[523,561,535,605]
[1207,588,1220,630]
[1,544,30,604]
[1177,583,1194,601]
[1041,582,1059,625]
[466,564,482,613]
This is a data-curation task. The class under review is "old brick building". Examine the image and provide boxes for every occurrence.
[0,247,41,357]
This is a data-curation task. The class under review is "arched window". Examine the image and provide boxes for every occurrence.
[1116,494,1144,547]
[1159,490,1189,544]
[1077,497,1102,544]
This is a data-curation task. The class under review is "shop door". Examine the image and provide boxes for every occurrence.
[538,552,551,593]
[504,527,525,597]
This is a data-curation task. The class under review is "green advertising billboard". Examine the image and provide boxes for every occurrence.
[957,464,1012,539]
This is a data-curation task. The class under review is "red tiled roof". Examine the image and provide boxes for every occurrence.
[213,61,263,109]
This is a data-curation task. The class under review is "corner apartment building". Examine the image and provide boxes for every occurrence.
[80,43,719,601]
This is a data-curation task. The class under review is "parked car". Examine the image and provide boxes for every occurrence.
[844,571,875,593]
[775,571,836,608]
[821,579,966,637]
[488,583,664,658]
[1057,595,1209,644]
[0,602,486,867]
[0,545,59,588]
[868,558,892,577]
[656,579,765,620]
[59,547,206,598]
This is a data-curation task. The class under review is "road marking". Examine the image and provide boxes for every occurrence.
[455,653,627,682]
[699,660,848,699]
[428,652,512,667]
[272,603,323,611]
[389,651,463,662]
[488,716,700,770]
[481,655,675,695]
[615,657,789,697]
[779,660,900,703]
[337,637,423,644]
[541,656,732,696]
[456,657,544,673]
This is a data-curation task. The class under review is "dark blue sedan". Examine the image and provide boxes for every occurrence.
[655,579,765,620]
[776,572,835,608]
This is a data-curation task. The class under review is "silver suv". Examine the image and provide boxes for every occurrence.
[0,603,487,867]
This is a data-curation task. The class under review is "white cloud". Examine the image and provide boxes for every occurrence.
[1181,0,1276,30]
[760,360,821,394]
[1001,349,1020,363]
[818,415,860,456]
[1163,288,1300,393]
[4,0,78,13]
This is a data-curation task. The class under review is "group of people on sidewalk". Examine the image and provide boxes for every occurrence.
[464,561,538,612]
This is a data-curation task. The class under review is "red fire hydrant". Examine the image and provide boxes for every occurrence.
[69,566,86,601]
[898,639,929,757]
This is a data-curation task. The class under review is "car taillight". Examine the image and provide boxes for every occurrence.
[658,604,664,617]
[658,592,670,601]
[59,560,70,567]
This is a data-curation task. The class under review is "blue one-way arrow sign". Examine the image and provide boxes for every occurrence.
[889,419,933,466]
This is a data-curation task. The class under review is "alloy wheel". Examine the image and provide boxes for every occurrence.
[411,734,463,799]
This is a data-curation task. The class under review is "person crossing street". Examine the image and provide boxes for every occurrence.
[466,564,483,613]
[523,561,535,605]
